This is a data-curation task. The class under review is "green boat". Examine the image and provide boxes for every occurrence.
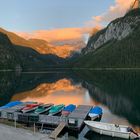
[49,104,65,116]
[34,103,53,114]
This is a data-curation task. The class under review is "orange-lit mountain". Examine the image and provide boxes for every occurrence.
[28,38,86,58]
[0,28,86,58]
[47,39,86,58]
[29,39,86,58]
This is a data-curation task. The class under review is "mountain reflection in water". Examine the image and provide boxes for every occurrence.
[12,78,95,105]
[0,70,140,139]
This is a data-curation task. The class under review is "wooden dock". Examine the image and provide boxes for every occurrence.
[0,104,92,134]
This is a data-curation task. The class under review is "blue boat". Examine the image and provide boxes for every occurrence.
[0,101,23,109]
[62,104,76,116]
[88,106,103,120]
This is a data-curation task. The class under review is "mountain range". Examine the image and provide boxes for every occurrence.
[0,28,85,58]
[0,9,140,71]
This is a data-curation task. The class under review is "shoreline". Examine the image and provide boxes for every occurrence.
[0,67,140,73]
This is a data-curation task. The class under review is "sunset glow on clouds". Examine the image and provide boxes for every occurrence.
[16,0,133,44]
[89,0,134,26]
[16,27,93,43]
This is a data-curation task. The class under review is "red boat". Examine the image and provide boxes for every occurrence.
[21,104,40,113]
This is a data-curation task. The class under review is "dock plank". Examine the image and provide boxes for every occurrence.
[49,122,66,139]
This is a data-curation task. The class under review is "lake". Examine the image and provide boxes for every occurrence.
[0,70,140,140]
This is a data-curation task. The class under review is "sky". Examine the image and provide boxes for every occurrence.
[0,0,114,32]
[0,0,134,43]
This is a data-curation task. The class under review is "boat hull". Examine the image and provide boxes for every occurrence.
[34,106,52,114]
[62,111,70,116]
[22,107,38,113]
[49,105,64,116]
[48,109,63,116]
[87,124,130,139]
[84,121,132,139]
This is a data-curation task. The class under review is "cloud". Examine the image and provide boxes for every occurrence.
[15,25,102,46]
[16,27,93,43]
[87,0,134,26]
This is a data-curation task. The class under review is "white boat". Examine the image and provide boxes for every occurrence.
[84,121,140,139]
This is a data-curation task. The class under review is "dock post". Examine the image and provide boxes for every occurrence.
[41,123,44,131]
[33,123,36,134]
[14,118,16,129]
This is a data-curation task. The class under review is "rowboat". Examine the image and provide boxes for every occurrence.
[88,106,103,121]
[0,101,22,109]
[48,104,65,116]
[21,103,40,113]
[34,103,53,114]
[84,121,140,139]
[62,104,76,116]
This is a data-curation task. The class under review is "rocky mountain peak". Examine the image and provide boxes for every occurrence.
[82,9,140,54]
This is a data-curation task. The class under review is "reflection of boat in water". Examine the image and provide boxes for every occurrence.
[84,121,140,139]
[34,103,53,114]
[88,106,102,121]
[48,104,65,116]
[62,104,76,116]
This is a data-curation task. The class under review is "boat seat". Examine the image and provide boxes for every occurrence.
[120,127,128,133]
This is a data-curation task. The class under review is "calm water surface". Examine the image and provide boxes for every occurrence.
[0,70,140,140]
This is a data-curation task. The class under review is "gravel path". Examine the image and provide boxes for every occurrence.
[0,124,52,140]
